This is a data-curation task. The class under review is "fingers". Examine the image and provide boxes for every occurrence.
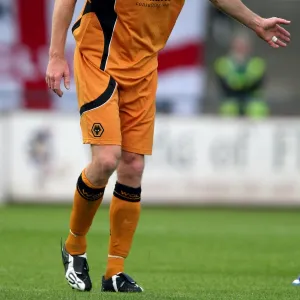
[53,88,63,97]
[274,18,291,25]
[269,37,287,48]
[269,38,286,48]
[50,75,56,90]
[63,71,70,90]
[45,76,51,90]
[275,39,287,47]
[270,27,291,48]
[45,59,70,98]
[268,40,279,49]
[52,76,62,96]
[261,17,291,49]
[278,32,290,43]
[277,24,291,39]
[45,73,63,97]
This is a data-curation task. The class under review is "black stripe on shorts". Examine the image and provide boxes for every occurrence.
[79,76,116,116]
[94,0,118,70]
[71,1,92,33]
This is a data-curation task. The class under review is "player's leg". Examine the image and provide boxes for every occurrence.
[62,46,122,292]
[101,70,157,293]
[107,151,144,278]
[66,145,120,252]
[102,151,144,292]
[62,145,120,291]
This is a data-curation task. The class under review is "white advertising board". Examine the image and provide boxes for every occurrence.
[8,112,90,202]
[0,115,5,203]
[8,112,300,205]
[144,117,300,205]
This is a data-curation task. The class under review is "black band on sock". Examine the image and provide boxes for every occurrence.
[113,182,141,202]
[77,174,105,201]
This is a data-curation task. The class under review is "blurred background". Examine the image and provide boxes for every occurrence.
[2,3,300,298]
[0,0,300,206]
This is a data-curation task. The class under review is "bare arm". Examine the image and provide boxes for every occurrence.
[49,0,77,58]
[209,0,291,48]
[46,0,77,96]
[209,0,263,30]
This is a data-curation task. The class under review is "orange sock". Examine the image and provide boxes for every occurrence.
[105,182,141,279]
[65,169,106,255]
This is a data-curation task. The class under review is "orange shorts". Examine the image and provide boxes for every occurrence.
[74,47,157,155]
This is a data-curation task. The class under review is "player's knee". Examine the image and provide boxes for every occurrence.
[101,156,119,175]
[91,146,121,177]
[120,152,145,178]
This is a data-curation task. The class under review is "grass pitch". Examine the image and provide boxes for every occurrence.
[1,205,300,299]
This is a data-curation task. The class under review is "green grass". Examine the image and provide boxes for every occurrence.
[1,205,300,299]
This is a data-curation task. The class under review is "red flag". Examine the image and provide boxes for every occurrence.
[17,0,51,109]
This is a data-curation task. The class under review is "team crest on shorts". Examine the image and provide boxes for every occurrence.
[92,123,104,138]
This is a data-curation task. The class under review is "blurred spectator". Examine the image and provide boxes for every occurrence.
[214,33,268,118]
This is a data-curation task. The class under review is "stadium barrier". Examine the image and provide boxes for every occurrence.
[0,115,5,204]
[2,111,300,206]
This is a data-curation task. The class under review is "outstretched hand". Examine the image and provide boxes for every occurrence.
[255,17,291,48]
